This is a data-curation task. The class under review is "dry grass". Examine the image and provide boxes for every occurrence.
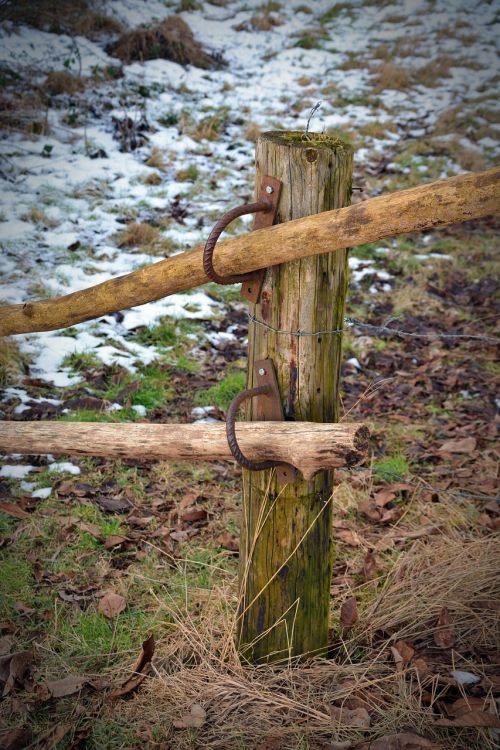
[1,0,122,38]
[103,533,499,749]
[108,15,222,70]
[145,147,168,171]
[116,222,160,249]
[43,71,85,96]
[0,338,30,387]
[357,535,500,652]
[244,121,262,142]
[371,62,412,93]
[20,207,59,228]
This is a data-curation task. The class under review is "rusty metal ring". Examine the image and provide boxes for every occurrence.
[226,384,279,471]
[203,200,272,285]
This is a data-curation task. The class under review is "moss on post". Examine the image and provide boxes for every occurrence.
[238,131,353,664]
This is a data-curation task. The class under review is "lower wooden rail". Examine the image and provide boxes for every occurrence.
[0,421,369,480]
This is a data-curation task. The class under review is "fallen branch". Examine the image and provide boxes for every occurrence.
[0,168,498,337]
[0,421,369,479]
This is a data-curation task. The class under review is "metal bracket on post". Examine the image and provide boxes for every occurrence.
[241,175,281,303]
[202,176,281,304]
[226,358,297,485]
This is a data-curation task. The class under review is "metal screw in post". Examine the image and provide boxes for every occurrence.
[258,368,266,375]
[265,185,274,194]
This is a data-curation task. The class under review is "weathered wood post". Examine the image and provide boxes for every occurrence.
[238,131,353,663]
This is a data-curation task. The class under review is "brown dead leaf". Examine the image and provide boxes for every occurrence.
[0,727,31,750]
[329,704,370,728]
[433,606,455,649]
[104,535,128,549]
[173,703,206,729]
[78,522,101,539]
[98,591,126,619]
[360,551,377,580]
[180,508,207,523]
[435,710,500,728]
[0,650,32,695]
[340,597,358,634]
[335,528,362,547]
[0,502,29,520]
[374,489,397,507]
[438,437,476,454]
[412,657,431,677]
[358,499,381,522]
[179,492,200,510]
[37,722,73,750]
[108,633,155,699]
[362,732,441,749]
[218,531,239,552]
[445,697,489,717]
[393,639,415,665]
[44,675,89,698]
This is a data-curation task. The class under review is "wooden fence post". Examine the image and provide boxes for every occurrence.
[238,131,354,663]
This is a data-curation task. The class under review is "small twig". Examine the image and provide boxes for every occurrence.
[305,101,322,134]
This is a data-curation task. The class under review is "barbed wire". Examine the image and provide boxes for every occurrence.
[247,312,499,344]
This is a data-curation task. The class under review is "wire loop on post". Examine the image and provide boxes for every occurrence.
[203,200,272,285]
[226,385,279,471]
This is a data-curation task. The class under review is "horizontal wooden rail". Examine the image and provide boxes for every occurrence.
[0,421,368,480]
[1,168,498,337]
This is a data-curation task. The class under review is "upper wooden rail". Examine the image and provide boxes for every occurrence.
[1,168,498,337]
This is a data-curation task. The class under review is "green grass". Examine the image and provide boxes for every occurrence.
[195,371,246,410]
[59,407,141,422]
[373,454,410,483]
[0,557,34,617]
[61,350,101,373]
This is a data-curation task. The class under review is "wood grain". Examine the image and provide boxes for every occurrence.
[1,164,498,336]
[0,421,368,480]
[238,132,353,663]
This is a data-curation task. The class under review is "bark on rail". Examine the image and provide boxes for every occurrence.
[0,421,369,480]
[0,167,498,337]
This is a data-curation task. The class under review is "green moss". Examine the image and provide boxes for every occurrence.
[373,454,410,483]
[195,371,246,410]
[263,130,353,152]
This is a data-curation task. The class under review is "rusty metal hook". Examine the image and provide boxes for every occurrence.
[226,384,279,471]
[203,200,272,285]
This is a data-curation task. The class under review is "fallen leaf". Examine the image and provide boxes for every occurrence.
[363,732,441,749]
[393,639,415,665]
[412,657,431,677]
[329,704,370,728]
[358,499,381,522]
[445,697,489,717]
[104,535,128,549]
[438,437,476,454]
[0,502,29,519]
[340,597,358,634]
[335,528,362,547]
[45,675,89,698]
[374,489,397,507]
[0,636,14,655]
[108,634,155,699]
[433,607,455,649]
[179,492,200,510]
[37,722,73,750]
[98,592,126,619]
[180,508,207,523]
[173,703,207,729]
[0,727,31,750]
[96,497,132,513]
[218,532,239,552]
[0,650,32,695]
[78,522,101,539]
[435,710,500,728]
[360,551,377,580]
